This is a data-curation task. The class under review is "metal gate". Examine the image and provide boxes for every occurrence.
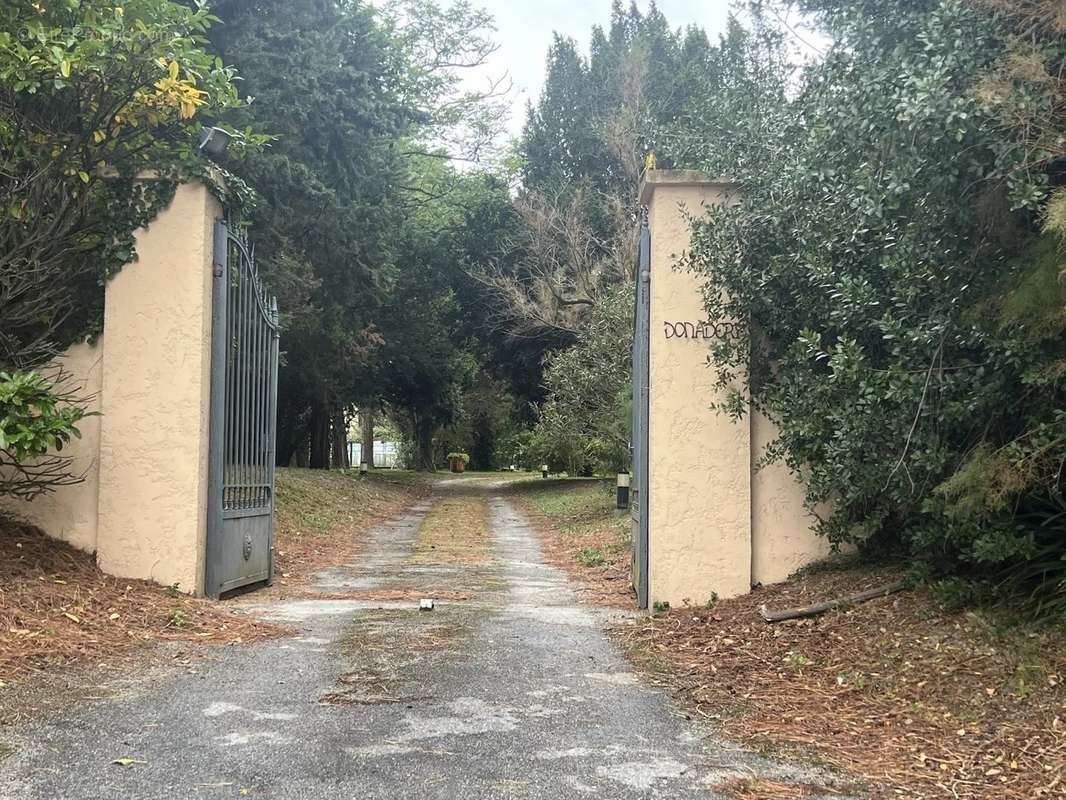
[631,214,651,609]
[205,219,280,598]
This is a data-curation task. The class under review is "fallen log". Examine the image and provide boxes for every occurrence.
[758,580,908,623]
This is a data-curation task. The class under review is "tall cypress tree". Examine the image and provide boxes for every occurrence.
[206,0,411,467]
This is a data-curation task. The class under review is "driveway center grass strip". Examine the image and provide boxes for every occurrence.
[324,605,482,706]
[409,495,493,565]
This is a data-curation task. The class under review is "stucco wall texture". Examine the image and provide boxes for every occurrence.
[2,181,220,595]
[750,411,834,586]
[95,181,219,594]
[641,171,829,608]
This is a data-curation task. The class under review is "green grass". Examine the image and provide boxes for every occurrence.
[342,468,435,486]
[274,467,426,540]
[515,478,616,518]
[509,478,632,579]
[576,547,606,567]
[437,470,536,484]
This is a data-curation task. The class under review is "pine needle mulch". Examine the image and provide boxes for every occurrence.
[614,565,1066,799]
[0,469,427,694]
[0,515,284,692]
[719,777,851,799]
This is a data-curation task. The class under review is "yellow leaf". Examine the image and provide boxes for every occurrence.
[53,579,66,585]
[109,612,120,621]
[59,60,70,78]
[78,171,89,184]
[168,60,179,80]
[93,130,106,144]
[63,612,80,624]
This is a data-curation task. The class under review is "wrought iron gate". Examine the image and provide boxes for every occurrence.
[631,215,651,609]
[206,220,280,598]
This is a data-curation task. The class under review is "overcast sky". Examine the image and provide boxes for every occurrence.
[467,1,736,138]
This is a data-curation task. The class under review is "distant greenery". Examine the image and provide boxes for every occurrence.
[530,283,632,474]
[513,1,720,475]
[204,0,515,471]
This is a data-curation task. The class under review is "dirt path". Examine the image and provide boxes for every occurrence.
[0,479,841,799]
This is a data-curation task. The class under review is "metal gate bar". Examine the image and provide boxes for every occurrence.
[206,219,279,598]
[631,214,651,609]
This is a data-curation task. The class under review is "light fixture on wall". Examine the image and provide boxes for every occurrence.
[195,126,233,157]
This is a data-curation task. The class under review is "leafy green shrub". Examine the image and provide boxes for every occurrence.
[0,1,253,500]
[0,370,88,499]
[532,283,633,475]
[997,492,1066,620]
[1,0,250,363]
[668,0,1066,614]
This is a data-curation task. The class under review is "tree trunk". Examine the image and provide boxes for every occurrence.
[360,406,375,469]
[277,435,297,468]
[331,408,348,469]
[277,415,310,467]
[309,404,330,469]
[412,413,435,471]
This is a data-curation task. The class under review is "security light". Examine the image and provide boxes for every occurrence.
[195,126,233,157]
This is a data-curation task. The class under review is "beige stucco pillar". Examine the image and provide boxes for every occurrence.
[640,170,830,605]
[641,171,750,605]
[95,180,220,594]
